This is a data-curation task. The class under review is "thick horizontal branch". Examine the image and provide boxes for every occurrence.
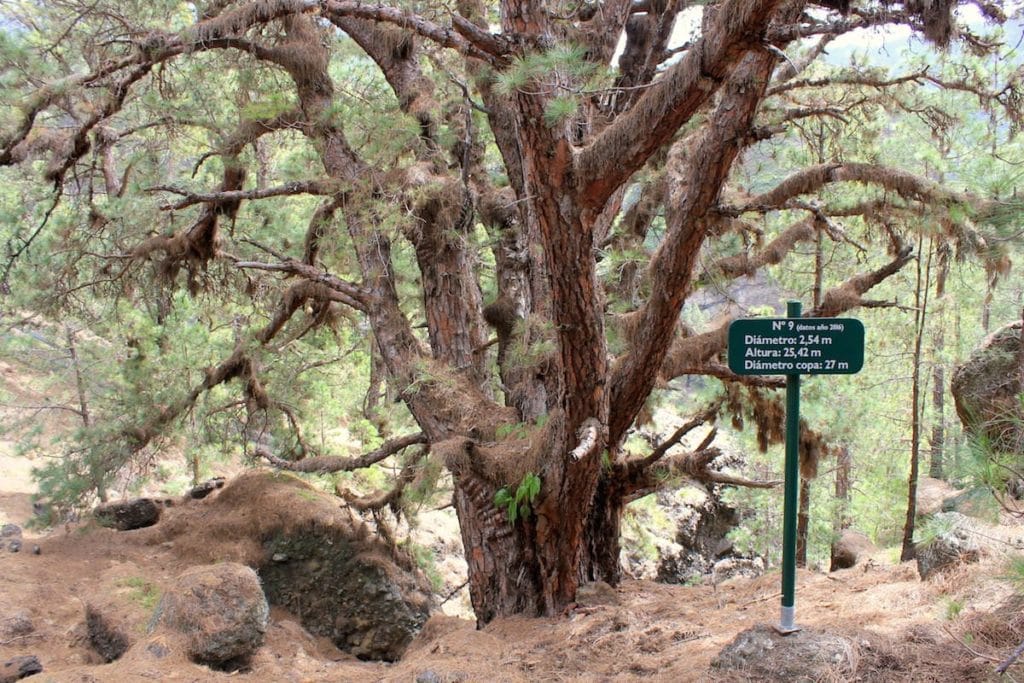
[259,432,428,473]
[149,180,333,210]
[735,162,981,213]
[661,246,914,382]
[323,1,506,64]
[671,362,786,389]
[623,445,780,501]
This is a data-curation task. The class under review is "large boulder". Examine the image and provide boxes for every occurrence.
[94,498,162,531]
[712,624,857,680]
[915,512,981,580]
[830,529,876,570]
[951,321,1024,452]
[142,470,434,662]
[150,562,269,670]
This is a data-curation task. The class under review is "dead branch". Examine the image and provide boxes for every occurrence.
[149,180,332,210]
[259,432,428,473]
[233,259,369,312]
[997,636,1024,674]
[570,418,602,462]
[339,445,430,511]
[637,404,719,469]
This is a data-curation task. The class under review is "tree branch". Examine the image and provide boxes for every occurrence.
[577,0,784,208]
[233,259,369,312]
[149,180,332,210]
[322,1,508,64]
[259,432,428,473]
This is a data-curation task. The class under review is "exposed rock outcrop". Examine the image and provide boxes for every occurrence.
[951,321,1024,452]
[712,624,857,680]
[916,512,981,580]
[142,471,434,662]
[150,563,268,670]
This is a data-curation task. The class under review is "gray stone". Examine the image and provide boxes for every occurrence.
[0,655,42,683]
[0,524,21,538]
[1,613,33,638]
[916,512,981,580]
[150,563,268,669]
[712,624,857,680]
[416,671,443,683]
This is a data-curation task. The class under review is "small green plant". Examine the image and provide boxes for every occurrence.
[942,596,964,620]
[403,541,445,592]
[118,576,160,611]
[999,554,1024,592]
[914,514,958,548]
[493,472,542,524]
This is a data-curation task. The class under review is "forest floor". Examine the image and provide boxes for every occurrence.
[3,356,1024,681]
[2,468,1024,682]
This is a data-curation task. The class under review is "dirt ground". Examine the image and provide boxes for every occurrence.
[2,354,1023,681]
[1,472,1023,683]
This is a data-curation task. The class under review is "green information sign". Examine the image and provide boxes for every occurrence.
[727,317,865,376]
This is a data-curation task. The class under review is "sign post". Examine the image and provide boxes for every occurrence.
[780,300,801,634]
[727,303,865,635]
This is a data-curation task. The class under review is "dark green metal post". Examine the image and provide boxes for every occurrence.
[779,300,801,633]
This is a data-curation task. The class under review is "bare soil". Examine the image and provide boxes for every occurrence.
[1,473,1023,682]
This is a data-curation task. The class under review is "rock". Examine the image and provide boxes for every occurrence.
[30,546,39,555]
[145,471,433,662]
[260,527,432,662]
[712,556,764,583]
[0,524,21,538]
[917,477,961,516]
[830,529,876,570]
[186,477,225,500]
[416,671,443,683]
[712,624,857,680]
[1,613,33,638]
[85,605,129,662]
[7,540,20,553]
[94,498,161,531]
[0,655,42,682]
[652,485,751,584]
[951,321,1024,453]
[916,512,981,580]
[150,563,268,670]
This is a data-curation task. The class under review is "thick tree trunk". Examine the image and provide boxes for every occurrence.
[579,475,627,585]
[453,473,543,625]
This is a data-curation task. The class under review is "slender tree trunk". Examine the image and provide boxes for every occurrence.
[928,251,949,479]
[796,478,811,567]
[901,237,932,562]
[67,326,106,502]
[797,227,825,567]
[829,446,852,571]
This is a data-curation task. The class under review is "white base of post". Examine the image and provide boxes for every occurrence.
[775,605,800,635]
